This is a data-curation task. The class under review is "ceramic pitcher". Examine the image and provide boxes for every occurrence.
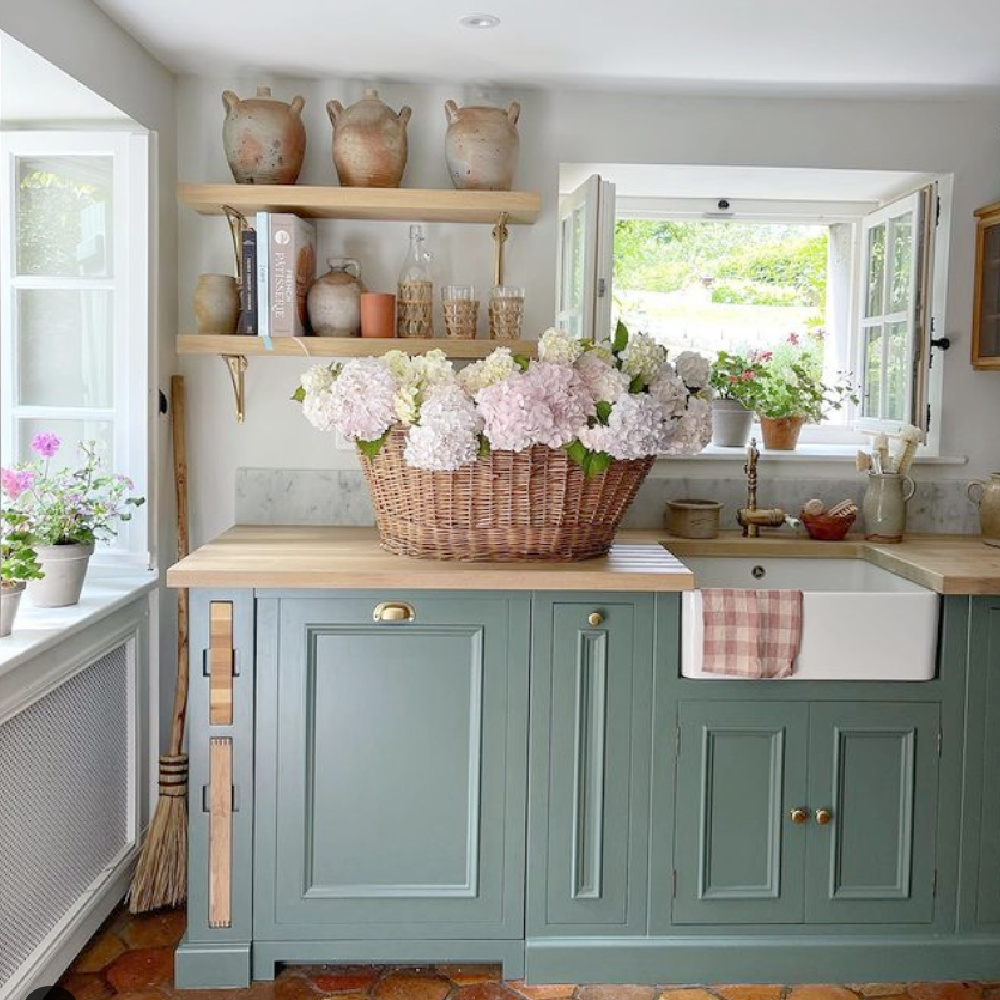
[221,86,306,185]
[967,473,1000,546]
[863,473,915,544]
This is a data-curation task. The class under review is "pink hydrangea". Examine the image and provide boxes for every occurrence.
[302,357,396,442]
[477,362,594,452]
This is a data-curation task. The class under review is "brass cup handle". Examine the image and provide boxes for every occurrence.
[588,612,604,627]
[373,601,415,622]
[789,807,809,825]
[815,807,833,826]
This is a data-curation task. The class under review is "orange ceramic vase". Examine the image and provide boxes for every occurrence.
[759,414,806,450]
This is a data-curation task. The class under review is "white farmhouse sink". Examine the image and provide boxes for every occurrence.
[679,556,939,681]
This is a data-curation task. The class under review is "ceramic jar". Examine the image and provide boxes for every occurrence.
[27,542,94,608]
[221,87,306,185]
[307,259,365,337]
[967,473,1000,546]
[863,473,915,544]
[444,100,520,191]
[712,399,754,448]
[194,274,240,335]
[326,89,411,188]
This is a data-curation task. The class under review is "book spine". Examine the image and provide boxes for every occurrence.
[256,211,270,339]
[239,229,257,336]
[269,213,293,337]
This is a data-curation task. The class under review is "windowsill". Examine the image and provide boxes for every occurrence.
[0,566,160,676]
[652,443,968,469]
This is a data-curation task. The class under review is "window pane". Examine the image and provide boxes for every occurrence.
[865,224,885,317]
[17,418,113,468]
[16,155,113,277]
[571,205,585,313]
[885,320,909,422]
[17,289,113,407]
[889,213,913,313]
[862,324,883,419]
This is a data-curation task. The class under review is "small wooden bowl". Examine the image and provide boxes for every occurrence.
[800,509,857,541]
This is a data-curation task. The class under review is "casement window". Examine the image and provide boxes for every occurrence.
[0,131,151,561]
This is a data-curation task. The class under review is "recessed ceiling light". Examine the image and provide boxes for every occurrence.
[459,12,500,29]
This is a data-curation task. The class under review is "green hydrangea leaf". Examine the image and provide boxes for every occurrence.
[613,319,629,353]
[595,400,612,425]
[356,431,389,459]
[291,386,306,403]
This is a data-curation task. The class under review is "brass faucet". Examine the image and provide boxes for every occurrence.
[737,437,800,538]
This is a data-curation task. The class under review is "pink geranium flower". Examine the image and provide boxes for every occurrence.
[787,333,800,346]
[30,432,61,458]
[1,468,35,500]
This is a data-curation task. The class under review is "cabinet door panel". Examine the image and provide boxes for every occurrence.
[972,599,1000,925]
[673,701,808,925]
[806,702,938,924]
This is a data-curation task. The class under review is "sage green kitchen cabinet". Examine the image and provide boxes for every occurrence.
[527,595,654,935]
[672,700,939,927]
[252,593,530,970]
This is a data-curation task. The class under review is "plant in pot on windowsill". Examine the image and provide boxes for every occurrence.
[1,434,145,608]
[0,507,43,637]
[753,331,857,450]
[708,349,771,447]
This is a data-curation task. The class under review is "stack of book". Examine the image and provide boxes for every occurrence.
[239,212,317,337]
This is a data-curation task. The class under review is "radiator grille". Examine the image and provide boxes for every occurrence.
[0,642,132,990]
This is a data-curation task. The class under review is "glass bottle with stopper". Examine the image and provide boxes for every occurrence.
[397,224,434,338]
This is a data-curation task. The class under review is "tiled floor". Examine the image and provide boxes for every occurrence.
[59,906,997,1000]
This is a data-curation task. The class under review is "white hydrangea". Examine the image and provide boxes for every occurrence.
[577,393,666,461]
[661,395,713,455]
[537,327,583,365]
[620,331,666,385]
[403,383,483,471]
[383,348,456,425]
[457,346,518,395]
[299,363,336,395]
[674,350,711,390]
[302,357,397,442]
[647,363,689,418]
[575,351,629,404]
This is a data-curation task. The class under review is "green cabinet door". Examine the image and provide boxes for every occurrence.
[805,702,939,924]
[254,594,529,942]
[528,596,653,935]
[673,701,809,925]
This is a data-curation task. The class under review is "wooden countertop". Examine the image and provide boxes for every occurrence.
[165,526,696,592]
[166,526,1000,595]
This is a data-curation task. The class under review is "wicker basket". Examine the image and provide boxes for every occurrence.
[359,427,655,561]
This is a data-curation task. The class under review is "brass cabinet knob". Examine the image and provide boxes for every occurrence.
[815,807,833,826]
[588,611,604,627]
[789,807,809,825]
[373,601,415,622]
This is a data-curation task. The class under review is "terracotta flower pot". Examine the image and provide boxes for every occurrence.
[759,414,806,451]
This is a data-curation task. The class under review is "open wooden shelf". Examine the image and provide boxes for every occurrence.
[177,184,541,225]
[176,334,537,359]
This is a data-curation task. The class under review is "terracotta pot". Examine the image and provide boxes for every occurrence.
[967,473,1000,546]
[27,542,94,608]
[444,100,520,191]
[360,293,397,338]
[194,274,240,335]
[308,259,365,337]
[221,86,306,185]
[0,582,25,638]
[759,414,806,450]
[327,89,411,188]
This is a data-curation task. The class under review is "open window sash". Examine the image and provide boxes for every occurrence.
[556,174,615,343]
[855,185,935,439]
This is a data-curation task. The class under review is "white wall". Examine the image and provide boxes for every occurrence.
[176,76,1000,545]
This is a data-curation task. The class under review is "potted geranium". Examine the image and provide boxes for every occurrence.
[1,434,145,607]
[754,332,857,450]
[709,348,771,448]
[0,507,43,637]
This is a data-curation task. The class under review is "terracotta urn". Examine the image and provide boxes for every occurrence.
[194,274,240,335]
[759,414,806,450]
[308,258,366,337]
[444,100,520,191]
[221,86,306,185]
[326,89,411,188]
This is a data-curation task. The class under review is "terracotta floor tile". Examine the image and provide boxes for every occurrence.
[909,986,983,1000]
[304,967,380,994]
[659,990,718,1000]
[712,988,783,1000]
[508,981,577,1000]
[111,993,173,1000]
[274,974,323,1000]
[787,988,857,1000]
[578,986,658,1000]
[437,965,505,986]
[845,987,907,997]
[105,947,175,993]
[371,971,451,1000]
[121,908,187,950]
[60,972,114,1000]
[453,986,526,1000]
[72,930,128,973]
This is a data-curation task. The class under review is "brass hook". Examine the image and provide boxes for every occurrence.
[222,354,248,423]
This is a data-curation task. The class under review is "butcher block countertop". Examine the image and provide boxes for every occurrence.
[166,526,1000,595]
[165,526,695,592]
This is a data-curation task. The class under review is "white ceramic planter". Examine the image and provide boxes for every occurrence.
[0,582,25,637]
[27,542,94,608]
[711,398,754,448]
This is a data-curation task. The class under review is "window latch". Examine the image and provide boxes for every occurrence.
[930,337,951,351]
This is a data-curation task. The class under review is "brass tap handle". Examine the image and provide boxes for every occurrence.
[789,807,809,825]
[815,807,833,826]
[588,611,604,627]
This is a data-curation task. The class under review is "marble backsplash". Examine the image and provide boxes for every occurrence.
[235,467,981,535]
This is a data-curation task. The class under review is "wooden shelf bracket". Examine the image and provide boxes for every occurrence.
[492,211,509,286]
[222,354,248,423]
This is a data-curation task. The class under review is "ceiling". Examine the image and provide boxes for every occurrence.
[91,0,1000,94]
[0,31,130,121]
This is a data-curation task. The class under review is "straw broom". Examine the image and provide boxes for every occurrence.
[129,375,190,912]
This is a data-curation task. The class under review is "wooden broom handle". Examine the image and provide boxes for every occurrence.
[169,375,190,756]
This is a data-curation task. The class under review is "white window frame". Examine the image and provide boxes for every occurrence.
[0,130,150,564]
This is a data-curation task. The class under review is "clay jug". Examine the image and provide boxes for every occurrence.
[307,259,365,337]
[326,89,411,188]
[444,100,520,191]
[967,473,1000,546]
[221,86,306,185]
